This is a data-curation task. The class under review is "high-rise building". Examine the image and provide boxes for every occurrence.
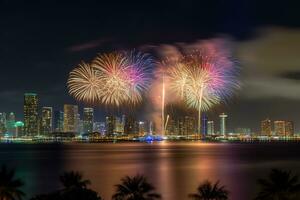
[24,93,38,136]
[106,116,116,136]
[274,120,285,136]
[63,104,78,133]
[285,121,294,136]
[14,121,24,137]
[0,112,7,135]
[207,120,214,135]
[261,118,272,136]
[124,115,138,135]
[166,118,176,135]
[83,108,94,133]
[138,121,145,136]
[219,113,227,136]
[201,114,208,136]
[7,112,16,136]
[41,107,53,135]
[115,117,124,134]
[54,110,64,132]
[184,116,195,135]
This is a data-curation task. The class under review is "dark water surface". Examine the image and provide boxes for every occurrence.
[1,142,300,200]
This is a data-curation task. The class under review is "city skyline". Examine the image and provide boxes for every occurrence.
[0,92,298,136]
[0,1,300,133]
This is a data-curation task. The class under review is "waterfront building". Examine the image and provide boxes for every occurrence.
[261,118,272,136]
[63,104,78,133]
[106,116,116,136]
[7,112,16,136]
[184,116,195,135]
[274,120,285,136]
[207,120,214,135]
[41,107,53,135]
[219,113,228,136]
[83,108,94,134]
[54,110,64,132]
[201,114,208,136]
[78,119,84,134]
[115,116,125,134]
[124,115,138,136]
[24,93,38,136]
[138,121,145,136]
[285,121,294,136]
[0,112,7,135]
[14,121,24,137]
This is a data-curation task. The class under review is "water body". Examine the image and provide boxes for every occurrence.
[1,142,300,200]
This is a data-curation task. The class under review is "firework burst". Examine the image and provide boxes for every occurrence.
[67,62,102,104]
[166,49,240,135]
[67,51,154,107]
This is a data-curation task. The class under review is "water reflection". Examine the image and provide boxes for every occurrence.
[0,142,300,200]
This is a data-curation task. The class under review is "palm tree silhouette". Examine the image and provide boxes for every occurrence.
[112,174,161,200]
[188,180,229,200]
[0,165,25,200]
[255,169,300,200]
[59,171,91,190]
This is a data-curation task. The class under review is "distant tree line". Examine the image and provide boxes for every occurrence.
[0,165,300,200]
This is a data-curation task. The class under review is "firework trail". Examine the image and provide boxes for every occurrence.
[67,62,102,104]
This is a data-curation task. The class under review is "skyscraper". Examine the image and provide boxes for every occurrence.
[207,120,214,135]
[14,121,24,137]
[274,120,285,136]
[41,107,53,135]
[54,110,64,132]
[106,115,116,136]
[184,116,195,135]
[285,121,294,136]
[124,115,138,136]
[63,104,78,133]
[201,114,208,136]
[24,93,38,136]
[219,113,227,136]
[83,108,94,133]
[261,118,272,136]
[138,121,145,136]
[0,112,7,135]
[7,112,16,136]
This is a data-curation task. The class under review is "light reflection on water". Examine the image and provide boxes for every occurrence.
[1,142,300,200]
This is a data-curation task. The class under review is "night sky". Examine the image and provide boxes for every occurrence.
[0,0,299,132]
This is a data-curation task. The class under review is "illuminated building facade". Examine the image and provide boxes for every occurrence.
[274,121,285,136]
[15,121,24,137]
[261,118,272,136]
[83,108,94,133]
[219,113,227,136]
[106,116,116,136]
[124,115,138,136]
[201,114,208,136]
[184,116,195,135]
[54,110,64,132]
[41,107,53,135]
[7,112,16,136]
[138,121,145,136]
[24,93,38,136]
[0,112,7,135]
[207,120,214,135]
[285,121,294,136]
[63,104,78,133]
